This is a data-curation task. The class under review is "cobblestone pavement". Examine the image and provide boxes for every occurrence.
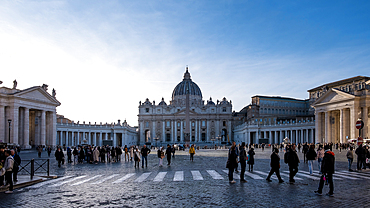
[1,148,370,207]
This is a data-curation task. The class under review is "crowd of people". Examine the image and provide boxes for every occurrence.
[0,146,21,194]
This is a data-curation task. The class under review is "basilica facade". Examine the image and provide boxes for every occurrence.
[138,67,233,146]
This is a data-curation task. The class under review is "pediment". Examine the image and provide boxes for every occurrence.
[312,88,354,107]
[14,87,61,106]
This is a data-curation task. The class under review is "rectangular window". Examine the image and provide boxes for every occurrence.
[166,121,170,127]
[201,133,206,141]
[145,122,149,128]
[223,121,226,126]
[202,121,206,126]
[145,108,149,113]
[222,107,226,112]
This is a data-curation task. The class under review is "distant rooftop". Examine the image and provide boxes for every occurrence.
[308,75,370,92]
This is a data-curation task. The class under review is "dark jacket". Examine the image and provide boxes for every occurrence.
[239,146,247,162]
[247,149,255,165]
[141,147,151,157]
[270,152,280,169]
[228,149,238,169]
[321,150,335,174]
[287,149,299,167]
[166,147,172,157]
[355,146,366,159]
[306,149,317,160]
[55,150,64,161]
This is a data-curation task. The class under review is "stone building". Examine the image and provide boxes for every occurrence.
[138,67,233,146]
[310,76,370,143]
[233,96,315,144]
[56,116,138,147]
[0,81,60,149]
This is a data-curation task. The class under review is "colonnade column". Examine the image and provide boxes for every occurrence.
[340,109,344,143]
[306,129,309,143]
[280,131,283,144]
[174,121,177,142]
[10,106,19,144]
[274,131,278,144]
[325,112,330,144]
[180,121,183,142]
[316,112,322,143]
[350,107,356,140]
[23,108,30,148]
[269,131,272,144]
[162,120,165,143]
[195,120,198,142]
[363,107,368,139]
[40,110,46,145]
[0,105,4,143]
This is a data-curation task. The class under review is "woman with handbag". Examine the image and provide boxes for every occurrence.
[227,144,238,184]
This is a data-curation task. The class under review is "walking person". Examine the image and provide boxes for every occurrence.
[37,146,42,158]
[307,145,317,175]
[134,148,141,168]
[347,147,354,171]
[234,142,239,173]
[316,145,324,173]
[93,147,100,164]
[110,147,116,163]
[124,145,129,161]
[55,147,65,168]
[189,144,195,161]
[3,150,14,194]
[227,144,238,184]
[247,147,255,172]
[165,144,172,166]
[314,145,335,197]
[130,146,134,161]
[355,144,366,171]
[172,145,176,158]
[67,147,72,163]
[73,147,78,164]
[239,142,247,183]
[10,149,21,183]
[266,148,284,183]
[157,147,164,167]
[285,144,299,184]
[0,147,6,187]
[141,145,151,168]
[47,146,52,157]
[302,143,309,163]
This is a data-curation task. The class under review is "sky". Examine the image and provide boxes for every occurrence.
[1,0,370,126]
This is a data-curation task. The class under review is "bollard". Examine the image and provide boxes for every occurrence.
[31,159,35,180]
[47,159,50,176]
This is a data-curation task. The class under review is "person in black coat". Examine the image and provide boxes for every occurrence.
[11,149,21,183]
[315,145,335,196]
[286,144,299,183]
[247,148,255,171]
[55,147,65,168]
[355,144,367,170]
[227,145,238,183]
[165,144,172,166]
[239,142,247,183]
[266,148,284,183]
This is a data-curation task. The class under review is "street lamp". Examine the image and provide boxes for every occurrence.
[8,119,12,144]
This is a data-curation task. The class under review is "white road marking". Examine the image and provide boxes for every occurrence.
[313,170,357,180]
[135,172,152,182]
[300,171,342,180]
[30,176,73,188]
[283,171,319,180]
[206,170,223,180]
[173,171,184,181]
[191,171,204,181]
[71,175,102,186]
[112,173,136,184]
[91,174,119,184]
[244,171,264,180]
[153,172,167,182]
[338,171,370,179]
[49,175,87,187]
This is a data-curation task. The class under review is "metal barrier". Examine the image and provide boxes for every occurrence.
[17,159,50,180]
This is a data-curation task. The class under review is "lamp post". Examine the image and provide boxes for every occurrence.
[8,119,12,144]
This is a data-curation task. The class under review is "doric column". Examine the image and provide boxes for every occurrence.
[162,120,165,143]
[40,110,46,145]
[350,107,356,140]
[113,132,117,147]
[174,121,177,142]
[195,120,198,142]
[325,112,330,144]
[0,105,5,143]
[93,132,97,146]
[180,120,183,142]
[269,131,272,144]
[315,112,322,143]
[305,129,309,143]
[280,131,283,144]
[11,106,19,144]
[77,131,80,145]
[363,107,368,139]
[340,109,344,143]
[170,120,174,142]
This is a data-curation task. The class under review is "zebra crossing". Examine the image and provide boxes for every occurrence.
[29,169,370,189]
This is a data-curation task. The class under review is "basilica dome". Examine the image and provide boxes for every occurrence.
[171,68,202,100]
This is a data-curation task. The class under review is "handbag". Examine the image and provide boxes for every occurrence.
[0,167,5,176]
[226,159,230,168]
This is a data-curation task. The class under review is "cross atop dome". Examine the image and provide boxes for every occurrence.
[184,65,191,80]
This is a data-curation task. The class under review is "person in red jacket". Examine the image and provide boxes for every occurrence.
[314,145,335,197]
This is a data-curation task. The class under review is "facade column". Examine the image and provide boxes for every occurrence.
[315,112,322,144]
[340,109,344,143]
[40,110,46,145]
[77,131,80,145]
[300,129,303,144]
[171,120,174,142]
[23,108,30,149]
[280,131,283,144]
[195,120,198,142]
[93,132,96,146]
[206,120,210,142]
[180,120,183,142]
[325,112,330,144]
[363,107,368,139]
[10,106,19,144]
[350,107,356,140]
[0,105,4,143]
[162,120,165,143]
[305,128,309,143]
[113,132,117,147]
[269,131,272,144]
[152,121,155,143]
[274,131,278,144]
[174,121,177,142]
